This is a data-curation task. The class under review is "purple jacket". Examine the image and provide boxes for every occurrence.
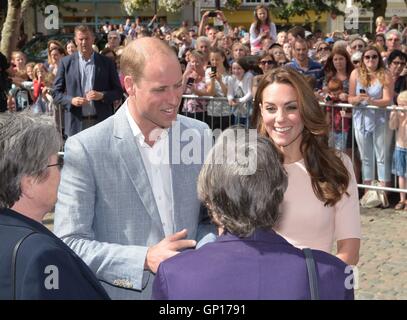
[152,230,354,300]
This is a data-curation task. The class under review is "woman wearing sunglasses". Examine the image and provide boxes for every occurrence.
[252,53,276,97]
[349,45,394,194]
[314,41,331,65]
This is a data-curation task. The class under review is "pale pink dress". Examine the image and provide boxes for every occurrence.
[276,154,361,253]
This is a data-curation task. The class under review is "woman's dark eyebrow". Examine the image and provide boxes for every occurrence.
[263,100,297,106]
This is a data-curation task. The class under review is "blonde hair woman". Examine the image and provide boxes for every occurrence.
[348,45,394,190]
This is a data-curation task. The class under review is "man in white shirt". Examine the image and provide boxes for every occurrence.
[54,37,214,299]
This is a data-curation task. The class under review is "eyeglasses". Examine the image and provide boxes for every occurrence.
[352,60,360,64]
[351,44,364,50]
[364,54,378,60]
[47,155,64,170]
[317,47,330,52]
[259,60,275,65]
[392,60,406,66]
[387,38,400,42]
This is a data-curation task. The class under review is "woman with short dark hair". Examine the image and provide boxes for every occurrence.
[152,128,354,300]
[0,112,109,299]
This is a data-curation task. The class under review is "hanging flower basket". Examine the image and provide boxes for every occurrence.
[122,0,152,15]
[224,0,242,10]
[159,0,192,13]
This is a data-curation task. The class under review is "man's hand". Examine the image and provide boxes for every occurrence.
[144,229,196,274]
[71,97,88,107]
[86,90,104,101]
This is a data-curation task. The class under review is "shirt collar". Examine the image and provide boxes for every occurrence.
[125,100,169,146]
[78,51,94,63]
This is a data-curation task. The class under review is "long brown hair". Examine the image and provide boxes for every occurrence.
[251,67,350,206]
[323,47,354,82]
[254,5,271,35]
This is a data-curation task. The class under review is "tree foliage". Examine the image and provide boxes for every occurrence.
[269,0,407,28]
[0,0,76,58]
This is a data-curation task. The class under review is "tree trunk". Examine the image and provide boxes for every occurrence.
[0,0,22,60]
[21,0,32,16]
[21,0,34,40]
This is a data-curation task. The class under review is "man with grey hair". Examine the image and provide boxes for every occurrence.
[0,112,109,299]
[383,29,402,60]
[54,37,214,299]
[105,30,121,50]
[195,36,211,66]
[152,128,354,300]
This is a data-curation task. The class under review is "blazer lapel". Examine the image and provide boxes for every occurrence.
[113,104,164,235]
[93,53,101,89]
[169,119,193,231]
[73,53,83,97]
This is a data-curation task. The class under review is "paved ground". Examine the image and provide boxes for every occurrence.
[44,205,407,300]
[355,206,407,300]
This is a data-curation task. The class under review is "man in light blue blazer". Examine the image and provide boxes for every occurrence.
[54,37,214,299]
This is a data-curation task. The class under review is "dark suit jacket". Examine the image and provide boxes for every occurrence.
[0,208,110,299]
[152,229,354,300]
[52,51,123,136]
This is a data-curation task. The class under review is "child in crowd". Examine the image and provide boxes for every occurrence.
[325,78,351,151]
[25,62,35,81]
[249,4,277,55]
[227,58,253,126]
[390,90,407,210]
[376,16,388,35]
[11,51,27,73]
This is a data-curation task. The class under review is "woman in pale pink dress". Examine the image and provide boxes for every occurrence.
[252,67,361,266]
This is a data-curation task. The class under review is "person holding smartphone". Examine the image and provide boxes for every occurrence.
[348,45,394,193]
[205,47,232,130]
[181,50,208,122]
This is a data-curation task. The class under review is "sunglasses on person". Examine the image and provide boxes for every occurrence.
[317,46,330,52]
[259,60,275,65]
[351,44,364,50]
[392,60,406,67]
[47,154,64,170]
[364,54,378,60]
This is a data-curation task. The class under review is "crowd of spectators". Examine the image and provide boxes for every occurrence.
[2,6,407,203]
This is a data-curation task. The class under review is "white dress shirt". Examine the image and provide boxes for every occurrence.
[125,103,174,236]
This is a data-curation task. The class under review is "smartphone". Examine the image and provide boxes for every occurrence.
[359,89,366,94]
[186,77,194,86]
[211,66,217,74]
[208,11,217,18]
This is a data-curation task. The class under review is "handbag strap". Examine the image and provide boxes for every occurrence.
[303,248,320,300]
[11,231,37,300]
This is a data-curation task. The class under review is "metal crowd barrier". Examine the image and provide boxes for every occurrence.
[53,94,407,197]
[181,94,252,129]
[182,94,407,195]
[320,102,407,195]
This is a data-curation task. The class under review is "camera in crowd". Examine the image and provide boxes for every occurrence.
[186,77,195,86]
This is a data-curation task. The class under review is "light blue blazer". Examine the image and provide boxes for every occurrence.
[54,101,214,299]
